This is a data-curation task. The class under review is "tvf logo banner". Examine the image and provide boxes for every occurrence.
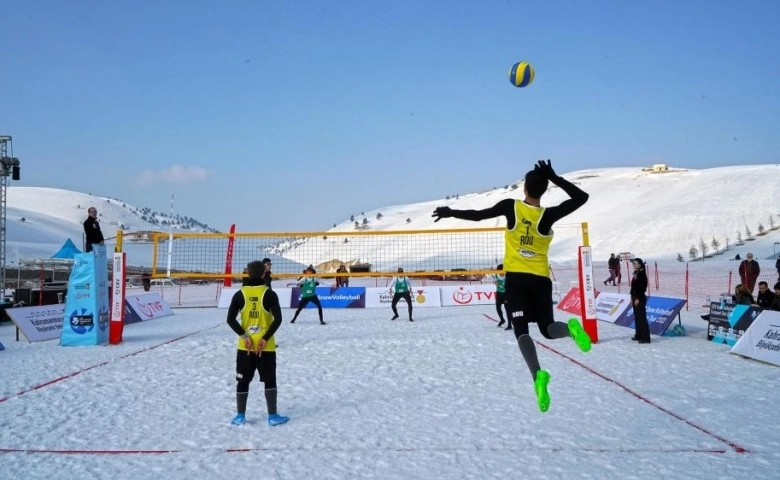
[440,286,499,306]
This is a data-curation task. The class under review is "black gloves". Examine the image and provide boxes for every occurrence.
[534,159,557,179]
[432,206,452,222]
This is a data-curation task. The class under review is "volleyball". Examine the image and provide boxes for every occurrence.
[508,61,535,88]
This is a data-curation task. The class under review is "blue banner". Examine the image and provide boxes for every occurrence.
[614,296,687,336]
[290,287,366,308]
[707,303,761,346]
[61,246,109,346]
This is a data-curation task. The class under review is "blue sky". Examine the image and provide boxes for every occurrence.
[2,0,778,232]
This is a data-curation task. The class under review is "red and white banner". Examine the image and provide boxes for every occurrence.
[110,252,126,344]
[439,285,500,306]
[557,287,583,316]
[124,293,174,322]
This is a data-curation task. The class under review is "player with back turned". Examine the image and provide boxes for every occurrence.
[432,159,591,413]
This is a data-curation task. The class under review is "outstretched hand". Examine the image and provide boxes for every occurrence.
[432,206,452,222]
[534,159,557,179]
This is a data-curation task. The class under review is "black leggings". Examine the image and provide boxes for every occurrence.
[294,296,323,321]
[391,292,413,318]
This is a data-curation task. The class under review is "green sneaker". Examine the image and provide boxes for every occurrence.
[568,318,592,353]
[534,370,551,413]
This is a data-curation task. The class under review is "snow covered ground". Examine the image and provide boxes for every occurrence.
[1,304,777,479]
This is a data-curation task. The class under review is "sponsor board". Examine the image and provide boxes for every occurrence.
[593,292,632,323]
[290,287,365,308]
[217,288,292,309]
[557,287,583,316]
[439,286,500,307]
[61,246,109,347]
[706,302,760,346]
[364,287,441,308]
[6,304,67,342]
[614,296,687,336]
[730,310,780,366]
[124,293,174,324]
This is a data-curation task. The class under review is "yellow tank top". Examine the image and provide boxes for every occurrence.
[503,200,553,277]
[237,285,276,352]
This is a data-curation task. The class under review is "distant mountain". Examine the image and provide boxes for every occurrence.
[8,166,780,271]
[7,187,217,265]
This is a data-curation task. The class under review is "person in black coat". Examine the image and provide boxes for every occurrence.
[630,258,650,344]
[83,206,104,253]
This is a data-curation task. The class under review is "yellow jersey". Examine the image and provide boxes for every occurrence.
[237,285,276,352]
[503,199,553,277]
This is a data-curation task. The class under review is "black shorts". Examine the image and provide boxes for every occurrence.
[235,350,277,384]
[505,272,554,330]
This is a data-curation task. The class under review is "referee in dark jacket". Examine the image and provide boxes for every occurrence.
[83,206,104,253]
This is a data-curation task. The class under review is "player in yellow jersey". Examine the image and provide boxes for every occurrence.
[226,261,289,426]
[432,159,591,413]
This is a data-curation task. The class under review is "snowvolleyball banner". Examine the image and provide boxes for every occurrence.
[290,287,366,309]
[612,296,686,336]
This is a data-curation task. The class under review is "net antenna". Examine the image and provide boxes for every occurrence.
[0,136,22,298]
[166,193,174,278]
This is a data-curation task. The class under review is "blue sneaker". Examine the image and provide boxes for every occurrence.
[268,414,289,426]
[230,413,246,426]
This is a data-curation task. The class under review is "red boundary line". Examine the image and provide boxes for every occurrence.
[482,313,748,454]
[0,446,729,455]
[0,324,221,405]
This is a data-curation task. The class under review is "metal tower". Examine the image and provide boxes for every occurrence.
[0,136,21,297]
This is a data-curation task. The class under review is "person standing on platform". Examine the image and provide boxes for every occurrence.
[83,206,104,253]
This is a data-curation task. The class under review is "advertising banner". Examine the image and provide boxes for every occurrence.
[707,302,761,346]
[593,292,632,323]
[364,287,441,309]
[290,287,365,308]
[439,285,500,307]
[110,252,126,344]
[613,296,687,336]
[6,304,66,342]
[556,288,583,316]
[124,293,174,324]
[730,310,780,366]
[61,247,109,347]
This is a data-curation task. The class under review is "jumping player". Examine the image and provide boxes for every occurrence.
[226,260,289,426]
[432,159,591,412]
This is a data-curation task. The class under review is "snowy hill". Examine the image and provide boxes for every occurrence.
[315,165,780,265]
[6,187,217,266]
[6,165,780,269]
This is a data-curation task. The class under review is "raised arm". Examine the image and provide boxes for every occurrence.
[432,199,515,225]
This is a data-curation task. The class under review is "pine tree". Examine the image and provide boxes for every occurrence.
[689,245,698,259]
[710,237,720,254]
[699,238,708,258]
[676,253,684,262]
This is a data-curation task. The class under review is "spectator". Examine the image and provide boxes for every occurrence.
[614,255,623,285]
[738,253,760,294]
[630,258,650,344]
[776,257,780,282]
[771,283,780,311]
[83,206,104,253]
[734,284,755,306]
[261,258,273,289]
[603,253,618,286]
[335,264,349,288]
[755,281,775,309]
[142,272,151,292]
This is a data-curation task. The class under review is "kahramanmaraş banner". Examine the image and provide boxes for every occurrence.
[6,304,66,342]
[613,295,687,336]
[290,287,365,308]
[61,246,110,346]
[364,287,441,308]
[593,292,632,323]
[730,310,780,366]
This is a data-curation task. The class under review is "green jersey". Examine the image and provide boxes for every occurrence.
[492,274,506,293]
[392,276,410,293]
[299,277,318,297]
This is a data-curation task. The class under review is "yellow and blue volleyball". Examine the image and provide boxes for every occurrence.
[508,61,535,88]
